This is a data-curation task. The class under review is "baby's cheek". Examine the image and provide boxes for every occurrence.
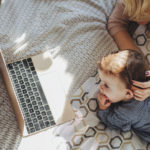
[106,90,120,102]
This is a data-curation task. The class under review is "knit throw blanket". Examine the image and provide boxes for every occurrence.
[0,0,118,149]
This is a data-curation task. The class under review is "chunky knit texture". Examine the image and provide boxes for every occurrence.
[0,0,117,149]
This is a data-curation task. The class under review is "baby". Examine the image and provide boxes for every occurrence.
[97,49,150,142]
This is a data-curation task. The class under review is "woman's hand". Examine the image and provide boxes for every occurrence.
[131,71,150,101]
[97,92,111,110]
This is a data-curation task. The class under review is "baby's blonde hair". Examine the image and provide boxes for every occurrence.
[122,0,150,22]
[98,50,149,89]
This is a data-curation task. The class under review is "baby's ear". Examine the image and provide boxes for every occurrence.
[125,89,133,100]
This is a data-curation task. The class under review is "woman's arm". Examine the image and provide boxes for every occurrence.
[113,30,140,51]
[107,1,140,52]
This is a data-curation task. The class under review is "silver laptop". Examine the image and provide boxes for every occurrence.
[0,50,75,137]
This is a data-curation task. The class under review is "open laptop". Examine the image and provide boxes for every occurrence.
[0,50,75,137]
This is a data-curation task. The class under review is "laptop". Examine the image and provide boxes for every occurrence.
[0,50,75,137]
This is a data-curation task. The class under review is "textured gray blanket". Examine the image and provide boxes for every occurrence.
[0,0,117,149]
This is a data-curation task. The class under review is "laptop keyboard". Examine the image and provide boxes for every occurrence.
[7,58,56,134]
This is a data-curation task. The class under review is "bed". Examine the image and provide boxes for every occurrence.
[0,0,149,149]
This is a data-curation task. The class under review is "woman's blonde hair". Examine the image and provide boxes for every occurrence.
[122,0,150,22]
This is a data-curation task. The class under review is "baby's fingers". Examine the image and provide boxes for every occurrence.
[97,93,103,104]
[97,93,106,104]
[97,93,101,102]
[104,100,111,107]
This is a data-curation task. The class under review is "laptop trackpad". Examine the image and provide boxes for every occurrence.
[38,72,74,125]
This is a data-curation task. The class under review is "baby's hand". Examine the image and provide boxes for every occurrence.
[97,92,111,110]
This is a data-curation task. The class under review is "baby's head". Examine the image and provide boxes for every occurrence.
[122,0,150,24]
[97,50,149,103]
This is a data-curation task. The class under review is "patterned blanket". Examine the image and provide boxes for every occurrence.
[63,25,150,150]
[0,0,149,149]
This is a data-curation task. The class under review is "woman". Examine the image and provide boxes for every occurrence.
[107,0,150,101]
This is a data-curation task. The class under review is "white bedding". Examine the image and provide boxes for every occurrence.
[0,0,148,149]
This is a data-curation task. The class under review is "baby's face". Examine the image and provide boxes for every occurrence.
[98,69,131,103]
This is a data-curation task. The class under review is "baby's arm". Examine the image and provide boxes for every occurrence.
[97,103,131,132]
[107,1,140,51]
